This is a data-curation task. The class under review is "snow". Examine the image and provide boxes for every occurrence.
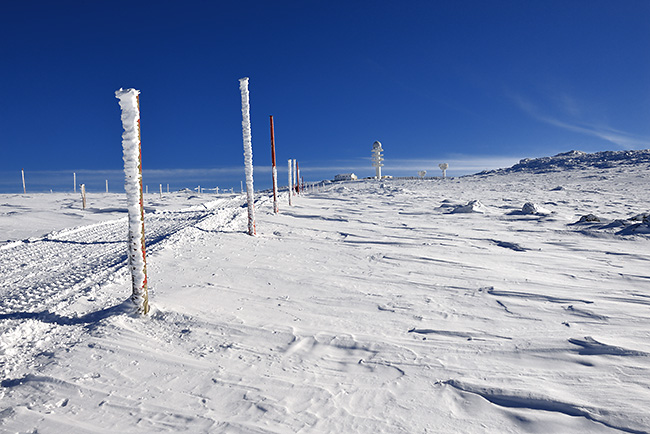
[1,151,649,433]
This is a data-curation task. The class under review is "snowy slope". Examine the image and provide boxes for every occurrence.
[480,148,650,174]
[1,152,649,433]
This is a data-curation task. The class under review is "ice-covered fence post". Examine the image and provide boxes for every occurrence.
[439,163,448,178]
[239,77,256,236]
[106,179,109,193]
[21,169,26,194]
[80,184,86,209]
[287,159,293,206]
[73,172,76,193]
[167,183,169,193]
[270,115,279,214]
[116,88,149,315]
[159,184,162,198]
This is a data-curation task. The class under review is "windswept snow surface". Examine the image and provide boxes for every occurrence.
[1,159,649,433]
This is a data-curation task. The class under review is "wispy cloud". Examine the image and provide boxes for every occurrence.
[1,156,523,193]
[378,157,522,176]
[296,156,521,177]
[510,93,650,149]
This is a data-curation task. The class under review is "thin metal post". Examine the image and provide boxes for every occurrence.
[292,159,297,195]
[288,159,293,206]
[270,115,279,213]
[296,162,301,194]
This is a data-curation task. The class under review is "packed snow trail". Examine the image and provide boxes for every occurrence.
[1,208,219,314]
[0,195,252,377]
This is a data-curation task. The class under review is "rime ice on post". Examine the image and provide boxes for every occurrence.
[239,77,256,236]
[371,141,384,179]
[116,88,149,315]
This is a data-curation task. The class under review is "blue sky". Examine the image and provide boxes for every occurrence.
[1,0,649,193]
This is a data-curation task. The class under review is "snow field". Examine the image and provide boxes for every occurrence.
[0,162,649,433]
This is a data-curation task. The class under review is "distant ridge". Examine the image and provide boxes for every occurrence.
[477,149,650,175]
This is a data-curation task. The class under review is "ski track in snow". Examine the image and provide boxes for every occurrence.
[1,156,650,433]
[0,195,249,379]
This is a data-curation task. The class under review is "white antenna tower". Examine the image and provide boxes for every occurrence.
[371,141,384,179]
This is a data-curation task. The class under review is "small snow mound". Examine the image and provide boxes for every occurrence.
[521,202,550,215]
[451,200,487,214]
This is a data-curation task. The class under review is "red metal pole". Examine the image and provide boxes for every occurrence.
[270,115,279,213]
[296,162,300,194]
